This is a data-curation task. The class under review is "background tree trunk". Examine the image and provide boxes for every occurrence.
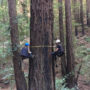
[73,0,79,36]
[1,0,6,24]
[65,0,76,88]
[28,0,55,90]
[86,0,90,26]
[8,0,27,90]
[58,0,66,76]
[20,0,27,16]
[20,0,28,22]
[80,0,85,35]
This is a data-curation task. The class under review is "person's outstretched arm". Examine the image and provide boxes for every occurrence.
[55,48,59,52]
[28,46,32,54]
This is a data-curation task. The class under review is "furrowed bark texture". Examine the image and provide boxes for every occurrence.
[28,0,55,90]
[58,0,67,76]
[8,0,27,90]
[65,0,76,88]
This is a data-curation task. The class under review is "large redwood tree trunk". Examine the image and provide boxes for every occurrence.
[65,0,76,88]
[8,0,27,90]
[28,0,55,90]
[58,0,66,76]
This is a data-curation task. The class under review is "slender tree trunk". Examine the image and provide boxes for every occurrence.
[51,15,56,90]
[65,0,76,88]
[58,0,66,76]
[80,0,85,35]
[73,0,78,36]
[77,0,81,23]
[86,0,90,26]
[73,0,80,23]
[28,0,55,90]
[20,0,27,16]
[20,0,28,23]
[75,26,78,36]
[1,0,6,24]
[8,0,27,90]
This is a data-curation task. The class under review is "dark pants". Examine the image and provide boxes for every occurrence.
[51,51,58,60]
[21,53,33,60]
[51,51,64,60]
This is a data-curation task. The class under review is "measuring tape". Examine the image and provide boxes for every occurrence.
[30,46,56,48]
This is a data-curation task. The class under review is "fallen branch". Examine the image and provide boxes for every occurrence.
[75,61,83,85]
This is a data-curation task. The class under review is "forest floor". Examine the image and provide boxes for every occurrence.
[0,28,90,90]
[76,28,90,90]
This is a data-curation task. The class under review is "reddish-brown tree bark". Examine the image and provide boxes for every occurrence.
[8,0,27,90]
[28,0,55,90]
[73,0,79,36]
[58,0,67,76]
[65,0,76,88]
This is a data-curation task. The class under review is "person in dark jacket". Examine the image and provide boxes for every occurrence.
[20,43,34,60]
[52,39,64,60]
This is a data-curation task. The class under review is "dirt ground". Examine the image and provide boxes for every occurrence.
[77,28,90,90]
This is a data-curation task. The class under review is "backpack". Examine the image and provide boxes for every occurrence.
[20,47,29,57]
[57,45,64,57]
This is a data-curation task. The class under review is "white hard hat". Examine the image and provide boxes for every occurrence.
[56,39,60,43]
